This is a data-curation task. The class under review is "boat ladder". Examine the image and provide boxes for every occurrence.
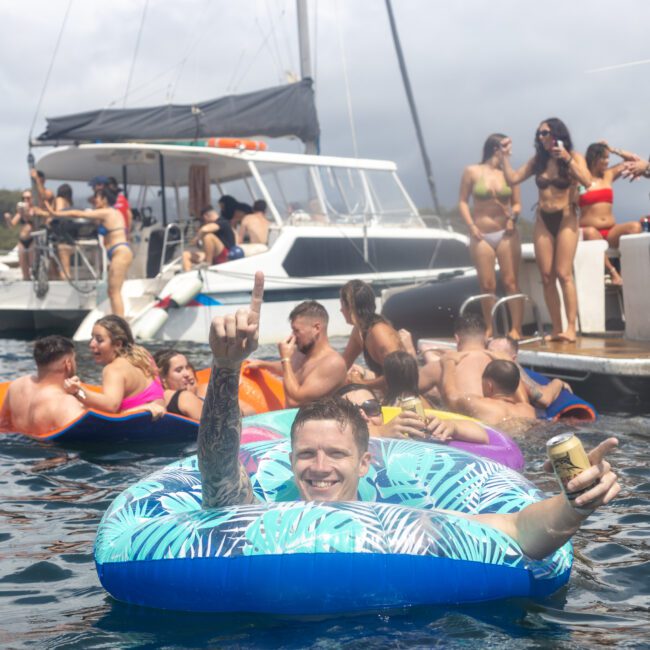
[459,292,545,345]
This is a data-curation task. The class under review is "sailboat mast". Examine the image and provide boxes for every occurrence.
[296,0,317,154]
[385,0,442,217]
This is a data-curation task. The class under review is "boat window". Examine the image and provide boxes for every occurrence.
[363,170,421,225]
[283,237,471,277]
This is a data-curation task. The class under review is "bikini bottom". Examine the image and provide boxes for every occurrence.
[19,236,33,249]
[481,229,506,250]
[539,209,564,238]
[107,242,132,262]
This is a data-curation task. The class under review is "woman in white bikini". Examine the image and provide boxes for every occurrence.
[459,133,523,338]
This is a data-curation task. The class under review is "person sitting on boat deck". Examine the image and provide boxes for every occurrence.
[4,189,36,279]
[198,270,620,562]
[236,199,270,250]
[459,133,524,339]
[182,205,236,271]
[340,279,404,391]
[0,336,86,435]
[579,142,643,285]
[153,349,205,421]
[46,188,133,317]
[441,355,535,432]
[487,335,572,409]
[338,380,488,444]
[247,300,347,407]
[62,315,165,418]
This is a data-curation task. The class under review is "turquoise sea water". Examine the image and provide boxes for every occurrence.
[1,338,649,648]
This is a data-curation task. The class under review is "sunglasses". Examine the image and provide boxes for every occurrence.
[22,195,31,200]
[537,129,552,137]
[359,399,382,418]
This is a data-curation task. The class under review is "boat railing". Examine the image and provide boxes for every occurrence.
[30,228,106,299]
[459,292,545,345]
[157,223,184,277]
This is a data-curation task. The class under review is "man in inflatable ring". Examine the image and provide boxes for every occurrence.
[198,272,620,561]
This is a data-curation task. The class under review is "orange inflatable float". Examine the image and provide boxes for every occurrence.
[205,138,267,151]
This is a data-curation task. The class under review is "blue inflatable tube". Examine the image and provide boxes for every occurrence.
[95,438,572,614]
[525,369,597,421]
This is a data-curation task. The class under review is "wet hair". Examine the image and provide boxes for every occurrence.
[94,315,156,378]
[488,335,519,357]
[291,396,369,454]
[56,184,73,204]
[453,313,486,338]
[33,335,75,368]
[481,133,508,163]
[383,351,420,406]
[289,300,329,325]
[95,188,117,207]
[586,143,609,173]
[153,348,185,387]
[482,359,520,395]
[218,195,238,221]
[253,199,267,213]
[335,383,377,400]
[340,280,384,333]
[533,117,573,180]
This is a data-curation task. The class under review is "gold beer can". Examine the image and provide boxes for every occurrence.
[399,395,425,418]
[546,433,592,501]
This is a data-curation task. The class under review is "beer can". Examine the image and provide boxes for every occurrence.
[399,395,425,418]
[546,433,593,501]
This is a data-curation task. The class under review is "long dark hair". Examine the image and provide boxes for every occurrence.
[533,117,573,180]
[481,133,508,163]
[340,280,384,334]
[383,351,420,406]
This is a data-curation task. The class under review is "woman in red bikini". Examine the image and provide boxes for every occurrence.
[459,133,523,339]
[63,315,165,416]
[579,141,643,285]
[499,118,591,343]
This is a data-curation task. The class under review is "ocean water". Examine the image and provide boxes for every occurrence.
[1,338,649,649]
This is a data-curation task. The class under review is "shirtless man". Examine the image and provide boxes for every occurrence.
[249,300,347,407]
[182,206,236,271]
[441,355,535,431]
[0,336,85,435]
[198,271,620,563]
[236,199,269,246]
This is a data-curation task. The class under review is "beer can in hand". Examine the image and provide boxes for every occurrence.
[546,433,594,501]
[398,395,425,418]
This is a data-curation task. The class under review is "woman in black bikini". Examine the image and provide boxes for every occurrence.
[153,349,204,420]
[5,190,36,280]
[47,188,133,316]
[499,118,591,343]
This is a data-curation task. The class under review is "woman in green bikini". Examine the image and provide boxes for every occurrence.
[459,133,523,338]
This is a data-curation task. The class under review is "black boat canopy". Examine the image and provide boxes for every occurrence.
[36,78,320,146]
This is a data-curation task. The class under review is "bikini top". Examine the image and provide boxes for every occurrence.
[98,225,127,237]
[535,174,572,190]
[473,174,513,201]
[578,186,614,208]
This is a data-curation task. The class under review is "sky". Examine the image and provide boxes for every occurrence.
[2,0,650,223]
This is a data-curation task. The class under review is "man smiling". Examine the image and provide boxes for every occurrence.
[198,272,620,561]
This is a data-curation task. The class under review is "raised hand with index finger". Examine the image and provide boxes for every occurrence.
[208,271,265,369]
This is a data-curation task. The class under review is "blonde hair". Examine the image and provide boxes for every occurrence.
[95,315,157,379]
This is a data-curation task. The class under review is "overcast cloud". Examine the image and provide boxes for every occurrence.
[2,0,650,222]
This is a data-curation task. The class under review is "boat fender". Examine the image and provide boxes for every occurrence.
[227,246,245,261]
[167,276,203,308]
[132,307,169,341]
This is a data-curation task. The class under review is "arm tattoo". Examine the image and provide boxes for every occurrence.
[198,364,256,508]
[520,369,543,403]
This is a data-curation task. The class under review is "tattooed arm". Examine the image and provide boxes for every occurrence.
[197,272,265,509]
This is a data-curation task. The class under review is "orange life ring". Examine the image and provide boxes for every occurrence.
[205,138,267,151]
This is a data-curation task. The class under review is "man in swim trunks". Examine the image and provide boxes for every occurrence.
[0,336,85,435]
[248,300,347,407]
[441,355,536,433]
[198,271,620,561]
[182,205,236,270]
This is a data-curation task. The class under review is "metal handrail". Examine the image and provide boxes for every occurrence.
[159,223,184,277]
[490,293,545,346]
[459,293,497,318]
